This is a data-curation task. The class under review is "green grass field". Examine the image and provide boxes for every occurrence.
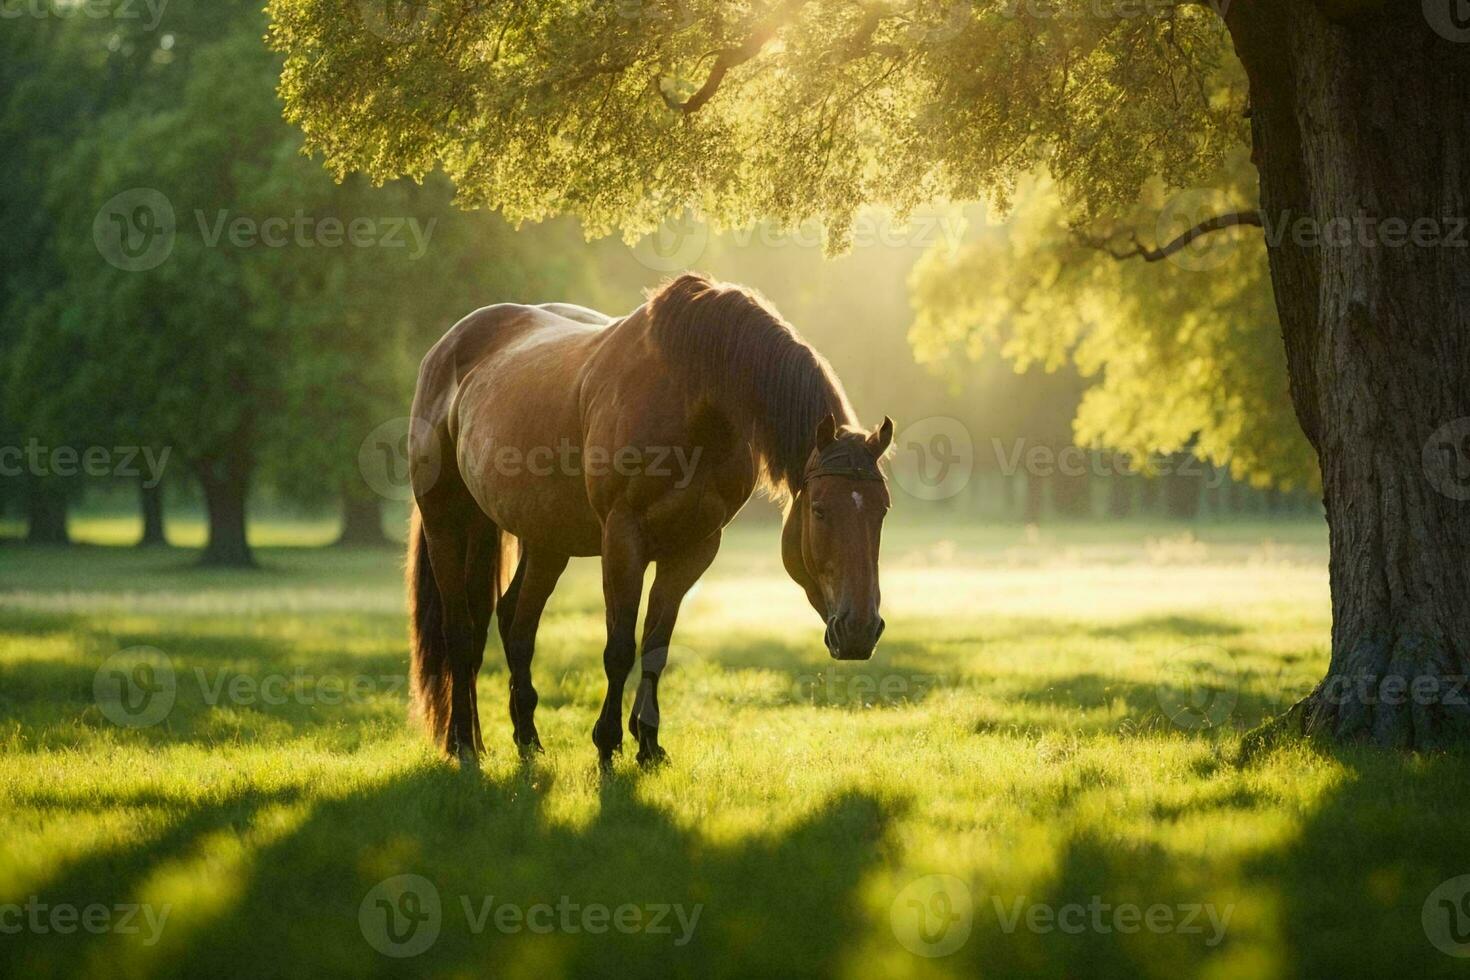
[2,515,1467,978]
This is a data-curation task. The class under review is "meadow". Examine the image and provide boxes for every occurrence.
[1,514,1467,978]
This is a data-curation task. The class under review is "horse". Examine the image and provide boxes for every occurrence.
[405,272,893,768]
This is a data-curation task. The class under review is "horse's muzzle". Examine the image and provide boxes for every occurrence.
[826,615,885,661]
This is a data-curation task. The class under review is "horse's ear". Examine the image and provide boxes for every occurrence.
[868,416,894,457]
[815,414,837,449]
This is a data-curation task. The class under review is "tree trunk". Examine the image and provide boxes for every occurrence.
[1227,1,1470,746]
[197,460,254,567]
[138,479,166,547]
[1227,478,1245,514]
[1205,480,1224,518]
[1023,474,1044,523]
[1000,470,1017,516]
[1139,474,1161,514]
[336,485,388,547]
[1050,455,1093,518]
[1163,457,1202,520]
[25,485,70,546]
[1108,471,1133,518]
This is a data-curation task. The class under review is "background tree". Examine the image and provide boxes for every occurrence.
[29,2,590,563]
[268,0,1470,746]
[909,166,1318,494]
[0,14,107,546]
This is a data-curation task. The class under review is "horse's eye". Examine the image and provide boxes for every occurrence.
[811,504,826,521]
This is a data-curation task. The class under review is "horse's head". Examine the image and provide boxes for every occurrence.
[782,415,894,661]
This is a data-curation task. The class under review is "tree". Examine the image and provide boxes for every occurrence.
[267,0,1470,746]
[30,4,589,564]
[0,15,108,548]
[138,479,167,547]
[909,167,1317,492]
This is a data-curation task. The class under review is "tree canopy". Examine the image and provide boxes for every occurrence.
[3,0,590,560]
[265,1,1302,481]
[269,1,1243,241]
[909,159,1315,490]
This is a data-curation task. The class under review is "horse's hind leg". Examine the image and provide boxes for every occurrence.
[463,515,502,755]
[630,532,721,767]
[420,508,484,767]
[498,547,568,754]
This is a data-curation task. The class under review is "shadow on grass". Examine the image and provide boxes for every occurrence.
[0,783,306,977]
[1249,747,1470,979]
[0,542,399,597]
[952,832,1238,977]
[0,611,410,748]
[937,746,1470,978]
[1082,615,1245,642]
[1,764,895,978]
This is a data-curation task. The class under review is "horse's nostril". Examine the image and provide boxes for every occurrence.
[876,618,886,640]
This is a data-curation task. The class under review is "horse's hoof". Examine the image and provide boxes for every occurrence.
[591,721,622,760]
[456,748,480,772]
[636,745,669,769]
[516,739,544,760]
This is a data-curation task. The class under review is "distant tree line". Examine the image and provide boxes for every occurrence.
[0,0,588,564]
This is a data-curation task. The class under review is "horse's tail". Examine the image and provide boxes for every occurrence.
[407,506,452,748]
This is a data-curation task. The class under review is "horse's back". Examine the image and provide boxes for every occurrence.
[409,305,602,500]
[414,297,754,557]
[536,302,614,326]
[417,304,615,552]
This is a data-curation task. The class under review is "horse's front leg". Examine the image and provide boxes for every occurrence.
[631,531,722,767]
[592,509,647,768]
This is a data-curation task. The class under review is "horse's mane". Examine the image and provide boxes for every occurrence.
[646,273,855,497]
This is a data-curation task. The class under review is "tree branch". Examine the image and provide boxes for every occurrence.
[658,2,804,115]
[1079,210,1264,262]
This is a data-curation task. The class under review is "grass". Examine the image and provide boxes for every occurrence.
[1,515,1467,978]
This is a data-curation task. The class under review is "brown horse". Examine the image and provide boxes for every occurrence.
[406,273,893,768]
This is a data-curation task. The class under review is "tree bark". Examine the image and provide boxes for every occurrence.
[1227,1,1470,746]
[335,485,389,547]
[1051,465,1093,517]
[197,460,254,567]
[1023,474,1045,523]
[1163,456,1202,520]
[1227,478,1245,514]
[25,485,70,546]
[138,479,166,547]
[1108,471,1133,518]
[1139,474,1161,514]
